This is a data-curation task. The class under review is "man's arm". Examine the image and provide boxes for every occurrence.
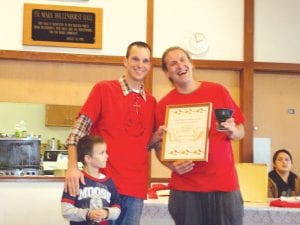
[64,115,92,196]
[64,145,84,196]
[148,125,167,150]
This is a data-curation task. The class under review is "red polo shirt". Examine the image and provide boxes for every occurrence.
[80,80,156,198]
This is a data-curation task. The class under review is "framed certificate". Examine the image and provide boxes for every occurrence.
[161,103,212,161]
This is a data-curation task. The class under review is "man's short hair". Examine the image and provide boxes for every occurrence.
[126,41,152,58]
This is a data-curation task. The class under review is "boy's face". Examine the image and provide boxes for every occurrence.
[88,143,108,169]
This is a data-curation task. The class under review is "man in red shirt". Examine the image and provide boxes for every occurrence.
[64,41,156,225]
[152,46,245,225]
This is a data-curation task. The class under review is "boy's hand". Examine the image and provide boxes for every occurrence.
[88,208,109,222]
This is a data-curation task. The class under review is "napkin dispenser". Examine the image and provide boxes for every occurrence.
[42,150,68,171]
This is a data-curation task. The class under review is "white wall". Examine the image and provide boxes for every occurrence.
[0,182,68,225]
[1,0,300,62]
[0,102,70,143]
[153,0,244,60]
[254,0,300,63]
[0,0,147,55]
[0,0,245,60]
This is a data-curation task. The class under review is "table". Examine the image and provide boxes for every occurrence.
[142,199,300,225]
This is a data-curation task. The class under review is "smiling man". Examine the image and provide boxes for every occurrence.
[153,46,245,225]
[64,41,156,225]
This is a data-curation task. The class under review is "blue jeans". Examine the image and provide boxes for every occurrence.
[109,195,144,225]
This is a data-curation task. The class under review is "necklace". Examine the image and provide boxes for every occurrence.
[133,95,141,114]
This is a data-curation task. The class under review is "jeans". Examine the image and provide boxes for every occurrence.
[109,195,144,225]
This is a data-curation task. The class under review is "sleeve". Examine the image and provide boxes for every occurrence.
[295,178,300,196]
[65,114,92,146]
[267,177,277,198]
[61,202,89,222]
[61,191,89,222]
[106,179,121,220]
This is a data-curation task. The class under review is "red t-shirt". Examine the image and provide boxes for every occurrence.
[156,81,245,192]
[80,80,156,198]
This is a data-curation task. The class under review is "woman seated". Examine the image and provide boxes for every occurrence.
[268,149,300,198]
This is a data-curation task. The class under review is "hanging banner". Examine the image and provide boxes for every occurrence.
[23,3,102,49]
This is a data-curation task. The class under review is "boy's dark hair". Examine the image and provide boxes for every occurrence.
[77,135,106,165]
[272,149,293,163]
[126,41,152,58]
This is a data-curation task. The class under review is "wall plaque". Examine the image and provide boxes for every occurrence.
[23,4,102,49]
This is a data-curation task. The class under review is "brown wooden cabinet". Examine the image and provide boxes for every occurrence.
[45,104,81,127]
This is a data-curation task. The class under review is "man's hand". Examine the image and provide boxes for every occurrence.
[165,160,195,175]
[64,167,85,196]
[149,125,167,150]
[220,117,245,140]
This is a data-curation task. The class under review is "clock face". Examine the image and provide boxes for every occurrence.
[185,32,209,55]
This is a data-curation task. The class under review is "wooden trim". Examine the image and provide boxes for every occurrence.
[0,50,123,65]
[192,60,244,70]
[152,58,244,70]
[146,0,154,48]
[244,0,254,62]
[1,50,299,75]
[144,0,154,93]
[146,0,154,183]
[240,66,254,162]
[254,62,300,74]
[239,0,254,163]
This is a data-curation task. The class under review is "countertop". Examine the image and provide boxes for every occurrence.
[0,176,64,182]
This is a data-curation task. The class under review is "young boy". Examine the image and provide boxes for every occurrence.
[61,135,121,225]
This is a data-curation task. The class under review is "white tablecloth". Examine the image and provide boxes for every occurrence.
[141,199,300,225]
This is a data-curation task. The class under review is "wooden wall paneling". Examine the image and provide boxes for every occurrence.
[244,0,254,62]
[145,0,154,93]
[240,66,254,162]
[0,50,123,65]
[1,0,300,179]
[240,0,254,162]
[146,0,154,184]
[254,62,300,74]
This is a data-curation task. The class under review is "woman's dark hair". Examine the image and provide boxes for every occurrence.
[161,46,192,72]
[77,135,105,165]
[126,41,152,58]
[273,149,293,164]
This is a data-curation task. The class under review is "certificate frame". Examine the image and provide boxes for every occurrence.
[161,103,212,161]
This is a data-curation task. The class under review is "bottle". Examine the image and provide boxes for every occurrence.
[15,121,27,138]
[49,137,58,151]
